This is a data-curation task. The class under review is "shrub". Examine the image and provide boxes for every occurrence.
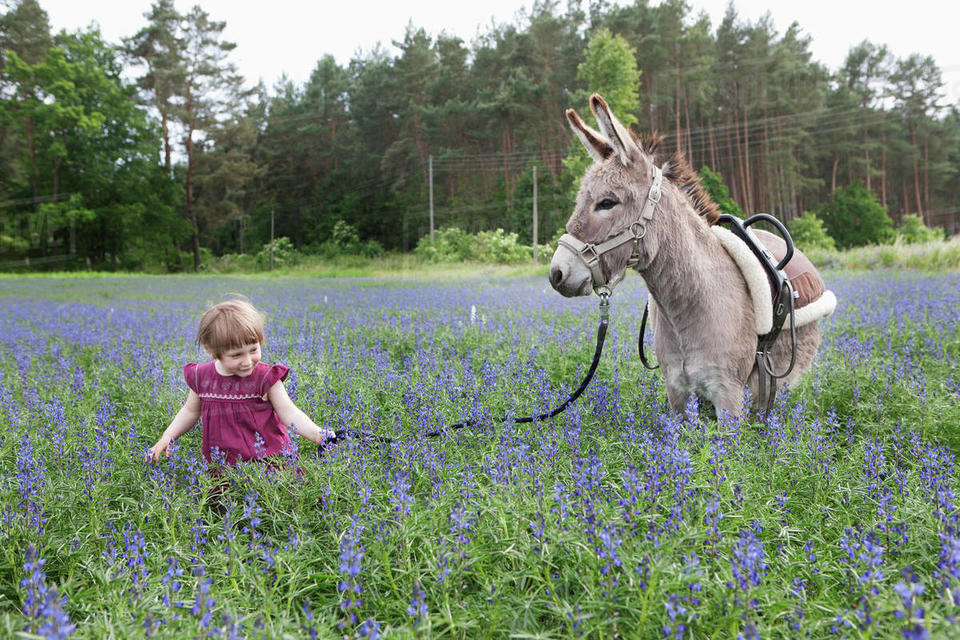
[474,229,532,264]
[816,181,895,249]
[787,212,836,251]
[698,166,743,217]
[414,227,533,264]
[317,220,384,259]
[897,214,945,244]
[414,227,476,263]
[255,237,298,269]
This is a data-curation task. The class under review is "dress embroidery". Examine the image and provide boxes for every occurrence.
[184,360,292,466]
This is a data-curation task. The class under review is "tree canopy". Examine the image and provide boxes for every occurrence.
[1,0,958,270]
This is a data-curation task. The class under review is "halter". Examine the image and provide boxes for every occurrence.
[557,165,663,296]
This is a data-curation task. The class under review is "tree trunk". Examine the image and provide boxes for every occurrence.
[742,102,753,213]
[863,128,871,191]
[910,126,923,222]
[902,174,910,218]
[185,88,201,271]
[26,114,38,200]
[831,155,839,194]
[674,63,681,154]
[880,138,887,208]
[731,91,747,208]
[923,138,930,221]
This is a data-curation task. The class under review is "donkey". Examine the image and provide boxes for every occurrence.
[549,94,835,418]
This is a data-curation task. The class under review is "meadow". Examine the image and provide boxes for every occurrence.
[0,269,958,639]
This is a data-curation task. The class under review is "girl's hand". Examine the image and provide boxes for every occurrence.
[146,437,173,463]
[322,429,337,443]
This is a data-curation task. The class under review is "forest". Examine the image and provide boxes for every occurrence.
[1,0,958,271]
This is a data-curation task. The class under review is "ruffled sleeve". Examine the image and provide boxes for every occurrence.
[183,363,199,394]
[259,363,290,395]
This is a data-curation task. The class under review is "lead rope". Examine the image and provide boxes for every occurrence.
[328,294,611,446]
[637,300,658,370]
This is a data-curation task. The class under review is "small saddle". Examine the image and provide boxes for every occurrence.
[711,225,837,335]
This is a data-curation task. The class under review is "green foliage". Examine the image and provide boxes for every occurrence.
[414,227,532,264]
[4,3,960,273]
[255,237,298,269]
[897,214,945,244]
[474,229,532,264]
[697,166,743,217]
[564,28,642,202]
[0,27,181,269]
[787,212,836,251]
[414,227,475,263]
[816,181,895,249]
[315,220,385,259]
[576,28,641,122]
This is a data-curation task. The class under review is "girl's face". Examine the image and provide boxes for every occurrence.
[215,342,261,377]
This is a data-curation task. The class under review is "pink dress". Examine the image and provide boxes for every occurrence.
[184,361,293,466]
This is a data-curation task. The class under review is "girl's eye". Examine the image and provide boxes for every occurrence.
[596,198,618,211]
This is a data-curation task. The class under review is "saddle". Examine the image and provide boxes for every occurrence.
[711,225,837,335]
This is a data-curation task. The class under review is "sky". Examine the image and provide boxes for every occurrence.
[35,0,960,104]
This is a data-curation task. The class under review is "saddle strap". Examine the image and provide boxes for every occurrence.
[755,351,777,413]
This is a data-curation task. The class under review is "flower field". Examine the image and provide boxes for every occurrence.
[1,270,959,639]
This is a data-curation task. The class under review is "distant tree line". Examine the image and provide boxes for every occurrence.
[1,0,958,271]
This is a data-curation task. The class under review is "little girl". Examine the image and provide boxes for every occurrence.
[146,299,335,467]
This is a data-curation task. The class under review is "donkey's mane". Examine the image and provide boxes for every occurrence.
[631,129,721,226]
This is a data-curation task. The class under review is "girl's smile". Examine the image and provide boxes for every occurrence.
[214,342,261,377]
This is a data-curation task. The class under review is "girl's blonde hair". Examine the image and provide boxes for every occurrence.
[196,299,264,357]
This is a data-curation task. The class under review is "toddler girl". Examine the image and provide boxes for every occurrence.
[146,299,335,467]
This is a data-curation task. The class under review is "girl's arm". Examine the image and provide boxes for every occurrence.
[146,390,201,462]
[267,381,336,446]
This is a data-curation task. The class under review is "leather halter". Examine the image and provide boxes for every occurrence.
[557,165,663,295]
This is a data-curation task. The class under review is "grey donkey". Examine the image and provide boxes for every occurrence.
[549,94,833,419]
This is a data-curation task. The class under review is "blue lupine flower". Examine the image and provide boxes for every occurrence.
[338,520,365,626]
[407,581,428,627]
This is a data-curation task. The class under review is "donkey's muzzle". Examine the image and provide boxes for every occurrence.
[549,246,593,297]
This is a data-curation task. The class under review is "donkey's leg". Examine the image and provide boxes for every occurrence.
[665,381,690,413]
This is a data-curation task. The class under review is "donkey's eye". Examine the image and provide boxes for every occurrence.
[595,198,618,211]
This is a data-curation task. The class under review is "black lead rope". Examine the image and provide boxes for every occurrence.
[327,295,611,446]
[638,301,658,370]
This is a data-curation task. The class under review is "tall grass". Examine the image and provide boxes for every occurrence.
[0,270,958,638]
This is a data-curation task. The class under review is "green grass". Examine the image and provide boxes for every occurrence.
[0,271,958,638]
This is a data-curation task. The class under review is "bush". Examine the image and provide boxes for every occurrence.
[787,212,835,251]
[414,227,534,264]
[474,229,531,264]
[698,166,743,217]
[897,215,945,244]
[816,181,895,249]
[255,237,298,269]
[414,227,476,263]
[317,220,385,259]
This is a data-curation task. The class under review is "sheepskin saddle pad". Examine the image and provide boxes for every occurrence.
[711,224,837,335]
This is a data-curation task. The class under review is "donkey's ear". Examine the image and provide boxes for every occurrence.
[566,108,613,163]
[589,94,640,166]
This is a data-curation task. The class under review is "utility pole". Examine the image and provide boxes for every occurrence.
[532,165,538,263]
[429,154,435,243]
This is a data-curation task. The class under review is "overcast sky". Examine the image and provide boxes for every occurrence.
[35,0,960,104]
